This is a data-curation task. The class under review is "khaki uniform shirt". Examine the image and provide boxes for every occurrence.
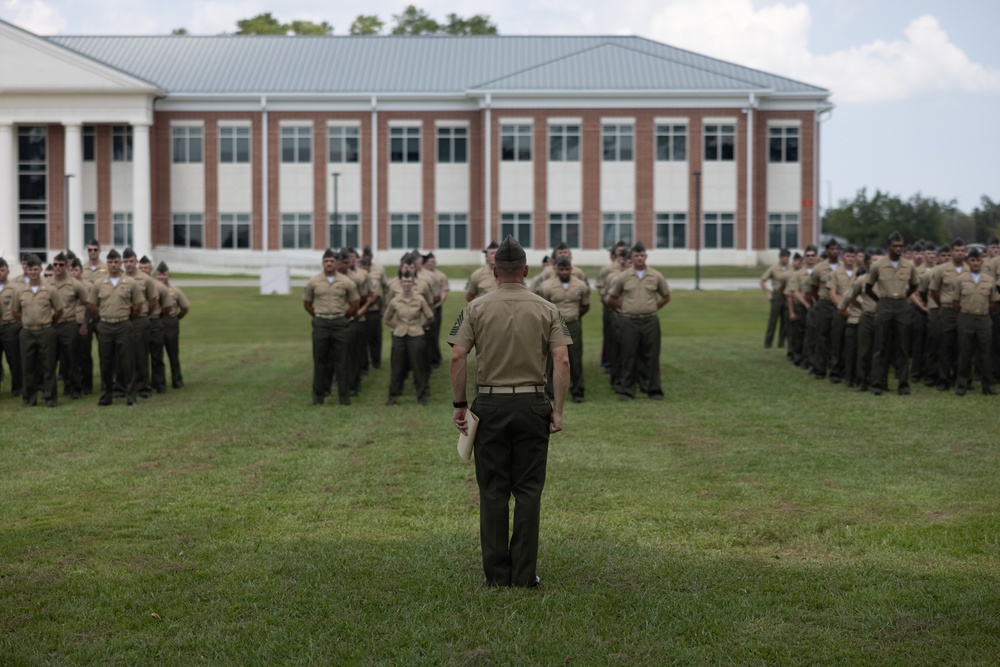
[82,261,108,284]
[918,265,938,309]
[366,263,389,312]
[808,260,837,300]
[530,265,588,294]
[89,275,144,320]
[162,284,190,318]
[867,257,918,299]
[420,268,442,305]
[761,263,792,296]
[303,273,359,318]
[384,294,434,337]
[956,273,999,315]
[148,279,170,319]
[789,267,813,301]
[839,275,877,318]
[827,265,856,303]
[12,281,65,328]
[0,282,20,324]
[448,283,573,387]
[465,265,498,300]
[127,270,159,317]
[983,256,1000,281]
[607,267,670,317]
[346,268,370,315]
[537,276,590,323]
[50,277,88,326]
[387,277,433,308]
[929,263,969,306]
[596,262,622,300]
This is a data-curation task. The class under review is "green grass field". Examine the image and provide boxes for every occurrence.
[2,288,999,666]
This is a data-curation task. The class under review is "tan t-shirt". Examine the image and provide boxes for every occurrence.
[607,267,670,316]
[537,275,590,323]
[13,281,65,327]
[448,283,573,387]
[89,275,145,320]
[867,257,918,299]
[303,273,359,317]
[384,294,434,337]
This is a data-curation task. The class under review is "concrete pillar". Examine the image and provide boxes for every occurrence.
[0,122,16,261]
[132,122,152,255]
[64,123,84,255]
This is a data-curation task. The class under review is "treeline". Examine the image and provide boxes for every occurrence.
[171,6,497,36]
[822,190,1000,247]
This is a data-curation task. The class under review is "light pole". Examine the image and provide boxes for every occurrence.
[693,170,702,291]
[331,172,340,248]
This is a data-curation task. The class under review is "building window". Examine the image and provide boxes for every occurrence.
[220,213,251,249]
[18,126,47,259]
[500,213,532,248]
[655,212,687,249]
[112,125,132,162]
[220,126,250,164]
[172,213,204,248]
[390,213,421,249]
[500,125,532,162]
[437,213,468,249]
[769,127,799,163]
[82,126,95,162]
[704,212,735,249]
[437,127,467,164]
[281,213,312,249]
[602,212,633,249]
[84,213,96,244]
[704,125,735,162]
[171,126,203,164]
[328,213,360,248]
[655,124,687,161]
[602,124,633,161]
[390,127,420,163]
[548,213,580,249]
[281,126,312,163]
[549,125,580,162]
[112,212,133,248]
[329,126,359,164]
[768,213,799,249]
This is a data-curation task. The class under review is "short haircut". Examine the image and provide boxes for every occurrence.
[494,257,526,277]
[887,231,904,245]
[779,248,790,257]
[26,254,42,267]
[951,238,966,249]
[967,248,982,259]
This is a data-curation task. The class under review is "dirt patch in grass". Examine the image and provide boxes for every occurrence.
[459,646,491,666]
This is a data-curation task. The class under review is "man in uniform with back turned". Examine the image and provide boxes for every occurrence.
[448,235,571,588]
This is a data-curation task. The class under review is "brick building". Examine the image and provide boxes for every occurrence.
[0,19,831,269]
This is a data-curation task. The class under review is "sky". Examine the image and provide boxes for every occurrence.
[3,0,999,213]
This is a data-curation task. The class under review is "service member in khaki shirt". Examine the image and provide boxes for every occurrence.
[787,248,817,368]
[928,239,968,390]
[383,271,434,405]
[953,249,998,395]
[759,248,792,349]
[304,249,359,406]
[826,246,859,383]
[538,257,590,403]
[343,248,372,397]
[11,254,64,407]
[88,248,145,406]
[48,252,89,400]
[465,241,499,302]
[423,253,450,370]
[157,263,190,390]
[360,248,389,371]
[606,242,670,400]
[807,238,840,379]
[140,256,172,394]
[0,258,25,397]
[865,232,919,395]
[124,250,160,399]
[448,234,571,588]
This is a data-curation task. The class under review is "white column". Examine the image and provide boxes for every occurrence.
[0,123,16,261]
[131,122,152,255]
[64,123,84,255]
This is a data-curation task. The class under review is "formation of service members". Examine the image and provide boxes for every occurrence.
[0,242,190,408]
[774,232,999,396]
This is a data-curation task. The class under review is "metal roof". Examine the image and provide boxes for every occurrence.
[47,34,829,98]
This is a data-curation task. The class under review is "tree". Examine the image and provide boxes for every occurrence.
[972,196,1000,242]
[822,189,953,249]
[443,13,498,35]
[171,27,189,35]
[235,13,332,35]
[350,15,385,35]
[390,5,441,35]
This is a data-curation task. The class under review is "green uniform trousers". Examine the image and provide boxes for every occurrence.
[161,317,184,388]
[312,316,350,404]
[937,308,959,387]
[956,312,994,392]
[763,293,787,348]
[54,320,80,396]
[856,312,876,389]
[618,313,662,399]
[20,326,57,405]
[388,334,429,402]
[1,322,24,396]
[546,318,583,400]
[472,392,551,587]
[131,316,152,396]
[872,297,912,391]
[98,320,135,404]
[148,317,167,393]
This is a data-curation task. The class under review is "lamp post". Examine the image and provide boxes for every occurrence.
[331,172,340,248]
[693,170,702,291]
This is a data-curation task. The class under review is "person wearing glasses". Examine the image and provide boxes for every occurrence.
[48,252,89,400]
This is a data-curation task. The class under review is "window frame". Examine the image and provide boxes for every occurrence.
[601,212,634,249]
[655,124,688,162]
[602,124,634,162]
[171,125,203,164]
[112,212,134,248]
[655,212,687,249]
[437,213,469,249]
[328,126,360,164]
[280,126,312,164]
[436,127,468,164]
[704,124,736,162]
[281,212,313,249]
[703,212,736,249]
[500,212,532,248]
[389,213,421,249]
[767,212,800,249]
[219,212,252,250]
[549,124,581,162]
[112,125,133,162]
[219,126,251,164]
[171,212,204,249]
[390,127,421,164]
[768,126,800,163]
[328,212,361,249]
[548,212,581,249]
[500,125,532,162]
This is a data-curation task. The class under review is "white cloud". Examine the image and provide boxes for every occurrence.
[647,0,1000,103]
[2,0,65,34]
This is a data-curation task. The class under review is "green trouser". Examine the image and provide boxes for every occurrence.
[811,299,835,377]
[348,317,366,394]
[830,308,847,380]
[956,312,993,391]
[856,312,876,388]
[910,304,927,379]
[763,293,786,348]
[312,316,350,404]
[472,392,551,587]
[546,318,583,400]
[607,311,623,391]
[148,317,167,392]
[842,322,858,386]
[54,320,79,396]
[20,326,57,405]
[872,297,911,390]
[790,302,807,365]
[618,313,662,398]
[131,316,151,395]
[161,317,184,388]
[0,322,23,396]
[923,309,940,382]
[98,320,134,404]
[388,334,429,401]
[937,307,959,387]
